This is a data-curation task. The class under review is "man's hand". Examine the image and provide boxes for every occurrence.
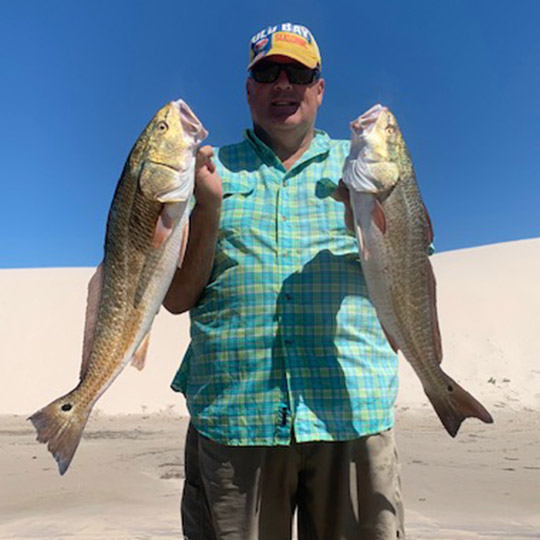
[194,145,223,210]
[331,180,355,232]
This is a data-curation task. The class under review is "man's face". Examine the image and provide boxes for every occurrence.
[246,55,325,138]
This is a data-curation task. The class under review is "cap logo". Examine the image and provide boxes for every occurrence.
[254,38,268,52]
[275,33,309,49]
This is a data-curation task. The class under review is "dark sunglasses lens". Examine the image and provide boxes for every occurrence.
[251,63,280,83]
[251,63,319,84]
[285,65,316,84]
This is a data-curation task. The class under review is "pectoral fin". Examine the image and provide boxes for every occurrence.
[178,221,190,269]
[372,199,386,234]
[152,206,175,248]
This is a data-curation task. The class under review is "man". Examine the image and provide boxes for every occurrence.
[164,22,405,540]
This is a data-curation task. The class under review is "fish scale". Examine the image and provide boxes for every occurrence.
[385,178,436,359]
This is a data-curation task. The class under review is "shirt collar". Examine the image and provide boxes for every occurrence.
[244,129,331,172]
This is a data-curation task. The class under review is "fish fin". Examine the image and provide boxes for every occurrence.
[425,373,494,437]
[354,221,370,261]
[422,200,434,244]
[135,206,184,308]
[131,331,151,371]
[349,190,371,260]
[178,221,190,268]
[28,392,91,475]
[80,263,103,380]
[152,206,175,248]
[380,323,399,353]
[372,199,386,234]
[426,260,443,364]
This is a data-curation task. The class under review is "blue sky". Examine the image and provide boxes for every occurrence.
[2,1,539,268]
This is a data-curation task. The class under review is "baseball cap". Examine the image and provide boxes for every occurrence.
[248,23,321,70]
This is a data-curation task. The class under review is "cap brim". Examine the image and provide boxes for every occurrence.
[247,50,319,70]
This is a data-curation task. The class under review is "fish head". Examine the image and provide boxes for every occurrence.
[344,104,402,194]
[139,99,208,203]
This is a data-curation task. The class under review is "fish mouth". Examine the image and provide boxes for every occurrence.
[172,98,208,143]
[351,103,387,134]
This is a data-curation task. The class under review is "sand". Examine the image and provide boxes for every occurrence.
[1,411,539,539]
[1,238,540,538]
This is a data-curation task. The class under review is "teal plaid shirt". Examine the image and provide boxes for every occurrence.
[171,129,398,445]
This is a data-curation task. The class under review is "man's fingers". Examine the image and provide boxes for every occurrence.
[206,159,216,174]
[197,145,214,159]
[331,180,355,232]
[196,145,215,171]
[331,180,349,203]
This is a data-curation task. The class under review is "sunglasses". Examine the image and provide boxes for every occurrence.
[250,62,321,85]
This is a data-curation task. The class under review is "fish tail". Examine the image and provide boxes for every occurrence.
[426,373,494,437]
[28,390,91,475]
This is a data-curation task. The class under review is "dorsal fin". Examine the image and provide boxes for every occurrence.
[80,263,103,379]
[422,200,434,244]
[426,260,442,363]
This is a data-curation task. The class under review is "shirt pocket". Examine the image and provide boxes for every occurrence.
[197,178,256,329]
[219,175,256,241]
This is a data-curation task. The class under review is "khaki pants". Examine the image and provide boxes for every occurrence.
[181,424,405,540]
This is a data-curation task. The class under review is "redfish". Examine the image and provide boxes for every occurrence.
[29,99,207,474]
[342,104,493,436]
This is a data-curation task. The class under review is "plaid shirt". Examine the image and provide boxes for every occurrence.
[171,129,398,445]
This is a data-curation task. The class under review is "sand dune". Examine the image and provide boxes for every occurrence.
[1,238,539,538]
[0,267,190,416]
[398,238,540,411]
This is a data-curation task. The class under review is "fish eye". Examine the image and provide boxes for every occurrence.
[157,121,169,132]
[385,124,396,134]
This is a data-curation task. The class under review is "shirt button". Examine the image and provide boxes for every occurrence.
[282,179,288,187]
[285,293,292,301]
[284,339,293,346]
[282,215,288,221]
